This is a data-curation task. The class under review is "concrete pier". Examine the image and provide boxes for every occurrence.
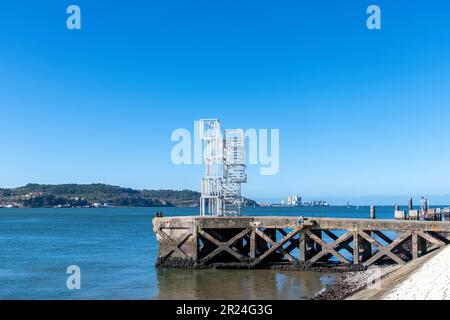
[153,216,450,270]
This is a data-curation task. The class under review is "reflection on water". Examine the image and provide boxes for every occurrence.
[155,268,336,300]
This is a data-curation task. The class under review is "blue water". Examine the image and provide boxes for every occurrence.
[0,206,399,300]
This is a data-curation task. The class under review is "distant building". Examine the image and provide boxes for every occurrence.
[303,200,329,207]
[287,195,301,206]
[258,202,272,207]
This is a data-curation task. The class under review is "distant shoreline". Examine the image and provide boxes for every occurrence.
[0,183,258,209]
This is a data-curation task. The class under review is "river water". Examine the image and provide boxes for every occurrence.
[0,206,400,299]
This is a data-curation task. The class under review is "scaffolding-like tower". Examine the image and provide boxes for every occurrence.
[199,119,247,216]
[222,129,247,215]
[199,119,223,216]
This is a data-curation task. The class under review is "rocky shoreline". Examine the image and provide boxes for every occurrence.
[157,257,367,273]
[313,265,401,300]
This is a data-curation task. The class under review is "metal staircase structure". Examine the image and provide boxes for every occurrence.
[199,119,224,216]
[222,129,247,215]
[199,119,247,216]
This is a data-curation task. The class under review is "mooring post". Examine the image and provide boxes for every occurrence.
[370,206,376,219]
[444,208,450,221]
[437,208,442,222]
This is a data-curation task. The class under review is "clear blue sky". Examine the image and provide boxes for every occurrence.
[1,1,450,204]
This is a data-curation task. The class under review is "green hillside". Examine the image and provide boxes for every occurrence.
[0,184,257,208]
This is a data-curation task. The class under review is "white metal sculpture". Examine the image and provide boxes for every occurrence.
[222,129,247,215]
[199,119,224,216]
[199,119,247,216]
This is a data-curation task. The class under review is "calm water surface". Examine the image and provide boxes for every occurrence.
[0,206,398,299]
